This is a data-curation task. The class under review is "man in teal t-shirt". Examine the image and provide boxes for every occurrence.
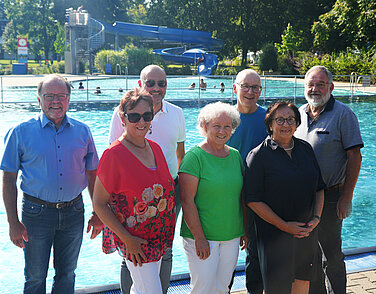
[227,69,268,294]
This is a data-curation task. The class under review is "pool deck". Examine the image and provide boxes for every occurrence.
[0,74,375,95]
[232,270,376,294]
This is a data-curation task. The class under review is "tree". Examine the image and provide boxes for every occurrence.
[275,23,303,58]
[2,19,18,54]
[54,23,65,60]
[4,0,58,58]
[312,0,376,52]
[145,0,335,66]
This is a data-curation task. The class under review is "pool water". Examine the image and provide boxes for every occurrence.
[1,76,373,103]
[0,96,375,292]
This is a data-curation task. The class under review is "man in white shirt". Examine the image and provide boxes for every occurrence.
[108,64,186,294]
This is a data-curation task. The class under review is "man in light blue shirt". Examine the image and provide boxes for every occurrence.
[1,74,101,294]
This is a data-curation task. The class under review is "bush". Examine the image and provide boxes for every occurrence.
[51,61,65,73]
[298,49,376,82]
[164,64,192,75]
[215,66,239,75]
[259,43,278,72]
[94,45,164,75]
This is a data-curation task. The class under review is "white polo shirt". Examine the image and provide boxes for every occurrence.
[108,100,186,178]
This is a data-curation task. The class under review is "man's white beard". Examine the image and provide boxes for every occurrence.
[305,91,331,108]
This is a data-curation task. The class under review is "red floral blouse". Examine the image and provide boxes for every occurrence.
[97,139,176,263]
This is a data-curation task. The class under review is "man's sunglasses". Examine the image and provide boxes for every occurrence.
[144,80,167,88]
[125,112,154,123]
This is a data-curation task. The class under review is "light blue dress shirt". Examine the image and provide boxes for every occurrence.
[1,112,99,202]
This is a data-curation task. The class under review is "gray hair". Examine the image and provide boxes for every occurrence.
[37,74,72,95]
[197,102,241,136]
[305,65,333,83]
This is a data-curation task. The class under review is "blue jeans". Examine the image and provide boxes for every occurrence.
[22,197,84,294]
[120,179,181,294]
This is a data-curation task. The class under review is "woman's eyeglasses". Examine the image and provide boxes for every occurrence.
[144,80,167,88]
[125,112,154,123]
[274,117,296,125]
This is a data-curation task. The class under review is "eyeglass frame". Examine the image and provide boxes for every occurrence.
[274,116,297,126]
[305,82,330,89]
[125,111,154,123]
[143,79,167,88]
[40,93,70,101]
[235,83,263,93]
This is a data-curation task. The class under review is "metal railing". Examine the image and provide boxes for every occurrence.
[0,74,374,105]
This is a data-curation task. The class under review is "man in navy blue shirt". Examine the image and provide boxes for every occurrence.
[1,74,101,294]
[227,69,268,294]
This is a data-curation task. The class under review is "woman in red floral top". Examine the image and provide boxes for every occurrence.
[93,89,176,294]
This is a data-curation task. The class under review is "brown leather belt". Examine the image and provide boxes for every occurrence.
[325,183,344,193]
[24,193,82,209]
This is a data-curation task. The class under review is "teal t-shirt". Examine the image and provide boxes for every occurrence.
[179,145,244,241]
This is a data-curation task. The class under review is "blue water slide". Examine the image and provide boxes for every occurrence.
[103,22,223,75]
[151,48,218,75]
[112,22,224,50]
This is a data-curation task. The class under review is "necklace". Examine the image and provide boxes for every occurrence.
[123,134,147,149]
[283,139,294,151]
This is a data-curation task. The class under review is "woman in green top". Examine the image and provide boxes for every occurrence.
[179,101,248,294]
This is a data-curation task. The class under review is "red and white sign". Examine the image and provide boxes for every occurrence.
[17,38,28,47]
[17,37,28,61]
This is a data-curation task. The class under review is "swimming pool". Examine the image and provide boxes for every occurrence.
[0,96,375,293]
[1,76,373,103]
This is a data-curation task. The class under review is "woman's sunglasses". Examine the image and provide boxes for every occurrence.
[125,112,154,123]
[144,80,167,88]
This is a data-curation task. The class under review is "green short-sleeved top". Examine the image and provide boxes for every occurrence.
[179,145,244,241]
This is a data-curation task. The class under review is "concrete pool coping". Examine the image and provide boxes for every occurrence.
[0,74,375,95]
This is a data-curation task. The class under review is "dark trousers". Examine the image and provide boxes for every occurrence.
[310,188,346,294]
[245,210,264,294]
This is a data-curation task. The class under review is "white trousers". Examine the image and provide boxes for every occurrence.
[125,258,163,294]
[183,237,240,294]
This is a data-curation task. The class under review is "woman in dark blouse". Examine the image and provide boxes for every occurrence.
[244,101,325,294]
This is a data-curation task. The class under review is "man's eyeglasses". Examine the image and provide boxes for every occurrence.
[41,93,69,101]
[144,80,167,88]
[274,117,296,126]
[125,112,154,123]
[236,83,262,93]
[305,82,329,89]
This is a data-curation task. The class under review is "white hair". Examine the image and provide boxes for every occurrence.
[305,65,333,83]
[197,102,241,136]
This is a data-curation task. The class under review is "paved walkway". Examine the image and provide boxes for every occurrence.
[231,269,376,293]
[0,74,108,87]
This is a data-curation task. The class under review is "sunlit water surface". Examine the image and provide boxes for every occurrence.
[0,80,375,292]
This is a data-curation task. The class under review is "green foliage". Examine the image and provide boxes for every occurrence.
[259,43,279,72]
[51,60,65,73]
[215,66,240,76]
[2,20,18,54]
[164,64,192,75]
[95,50,127,73]
[298,50,376,80]
[275,23,303,58]
[54,24,65,57]
[125,45,160,75]
[4,0,58,58]
[94,45,164,75]
[312,0,376,52]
